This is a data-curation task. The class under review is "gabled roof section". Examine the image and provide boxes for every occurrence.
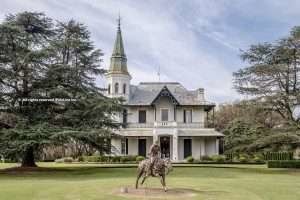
[127,82,215,107]
[151,86,180,105]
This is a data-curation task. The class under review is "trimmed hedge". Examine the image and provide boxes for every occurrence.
[268,160,300,168]
[55,157,73,163]
[210,155,225,163]
[264,152,293,161]
[79,155,139,163]
[186,156,194,163]
[136,156,145,162]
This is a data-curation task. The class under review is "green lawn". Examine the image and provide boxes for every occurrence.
[0,163,299,200]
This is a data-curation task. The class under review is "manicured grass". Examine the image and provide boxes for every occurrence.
[0,163,299,200]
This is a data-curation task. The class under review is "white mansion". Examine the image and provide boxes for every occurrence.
[105,20,223,161]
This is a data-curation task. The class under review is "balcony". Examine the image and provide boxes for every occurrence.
[125,121,205,129]
[154,121,177,127]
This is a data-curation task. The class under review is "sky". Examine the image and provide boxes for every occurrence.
[1,0,300,103]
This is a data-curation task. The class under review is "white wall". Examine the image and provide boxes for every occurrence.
[178,137,217,160]
[126,137,153,156]
[127,106,155,123]
[205,137,217,156]
[154,96,175,121]
[192,137,201,159]
[126,104,205,124]
[176,107,205,123]
[127,137,138,155]
[106,73,131,101]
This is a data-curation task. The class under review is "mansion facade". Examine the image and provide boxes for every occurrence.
[105,20,223,161]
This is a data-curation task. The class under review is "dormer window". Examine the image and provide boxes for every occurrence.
[115,82,119,94]
[161,109,169,121]
[123,84,126,94]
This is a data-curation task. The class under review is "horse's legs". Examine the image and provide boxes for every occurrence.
[160,175,167,192]
[136,170,143,189]
[141,175,148,185]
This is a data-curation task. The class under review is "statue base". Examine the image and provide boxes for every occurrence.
[114,187,197,199]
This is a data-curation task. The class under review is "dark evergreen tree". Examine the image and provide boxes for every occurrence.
[0,12,122,167]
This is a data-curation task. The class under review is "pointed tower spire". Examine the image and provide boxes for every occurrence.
[108,15,130,75]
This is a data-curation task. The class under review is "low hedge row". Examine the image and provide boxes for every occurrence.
[264,152,293,161]
[186,154,265,164]
[55,155,146,163]
[267,160,300,168]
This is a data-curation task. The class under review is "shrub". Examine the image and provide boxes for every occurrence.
[78,156,84,162]
[253,154,264,163]
[127,155,138,162]
[120,156,129,163]
[225,153,234,161]
[84,156,101,162]
[3,159,16,163]
[268,160,300,168]
[239,155,248,163]
[55,158,64,163]
[211,155,225,163]
[63,157,73,163]
[80,155,140,163]
[55,157,73,163]
[111,156,121,163]
[186,156,194,163]
[136,156,145,162]
[99,156,108,162]
[201,155,212,161]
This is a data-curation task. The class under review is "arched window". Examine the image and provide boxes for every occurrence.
[108,84,111,94]
[115,82,119,94]
[123,83,126,94]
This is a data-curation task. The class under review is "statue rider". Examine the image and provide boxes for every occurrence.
[149,140,161,176]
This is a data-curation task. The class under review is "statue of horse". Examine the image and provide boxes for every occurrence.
[135,158,173,192]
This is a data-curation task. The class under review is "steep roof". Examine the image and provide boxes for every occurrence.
[127,82,215,107]
[107,17,130,76]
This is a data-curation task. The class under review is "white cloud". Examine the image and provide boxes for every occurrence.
[3,0,299,103]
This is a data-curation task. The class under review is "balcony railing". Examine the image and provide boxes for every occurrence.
[125,122,205,128]
[154,121,177,127]
[125,123,153,128]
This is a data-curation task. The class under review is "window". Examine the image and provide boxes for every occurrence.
[121,138,128,155]
[108,84,111,94]
[184,139,192,158]
[114,82,119,94]
[138,110,146,123]
[123,109,127,124]
[123,84,126,94]
[161,109,169,121]
[183,109,192,123]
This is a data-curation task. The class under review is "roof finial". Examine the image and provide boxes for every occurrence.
[117,12,121,31]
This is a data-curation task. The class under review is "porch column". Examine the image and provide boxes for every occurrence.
[200,138,206,157]
[153,129,158,144]
[172,129,178,161]
[215,138,219,155]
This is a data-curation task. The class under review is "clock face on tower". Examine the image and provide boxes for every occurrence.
[292,105,300,121]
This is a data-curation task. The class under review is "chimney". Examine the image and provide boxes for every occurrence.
[197,88,204,101]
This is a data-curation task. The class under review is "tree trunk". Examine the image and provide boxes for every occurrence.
[21,146,37,167]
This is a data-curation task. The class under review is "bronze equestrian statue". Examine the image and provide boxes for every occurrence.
[135,141,173,192]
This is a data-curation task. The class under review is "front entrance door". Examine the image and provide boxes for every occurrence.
[138,139,146,157]
[184,139,192,158]
[160,136,170,158]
